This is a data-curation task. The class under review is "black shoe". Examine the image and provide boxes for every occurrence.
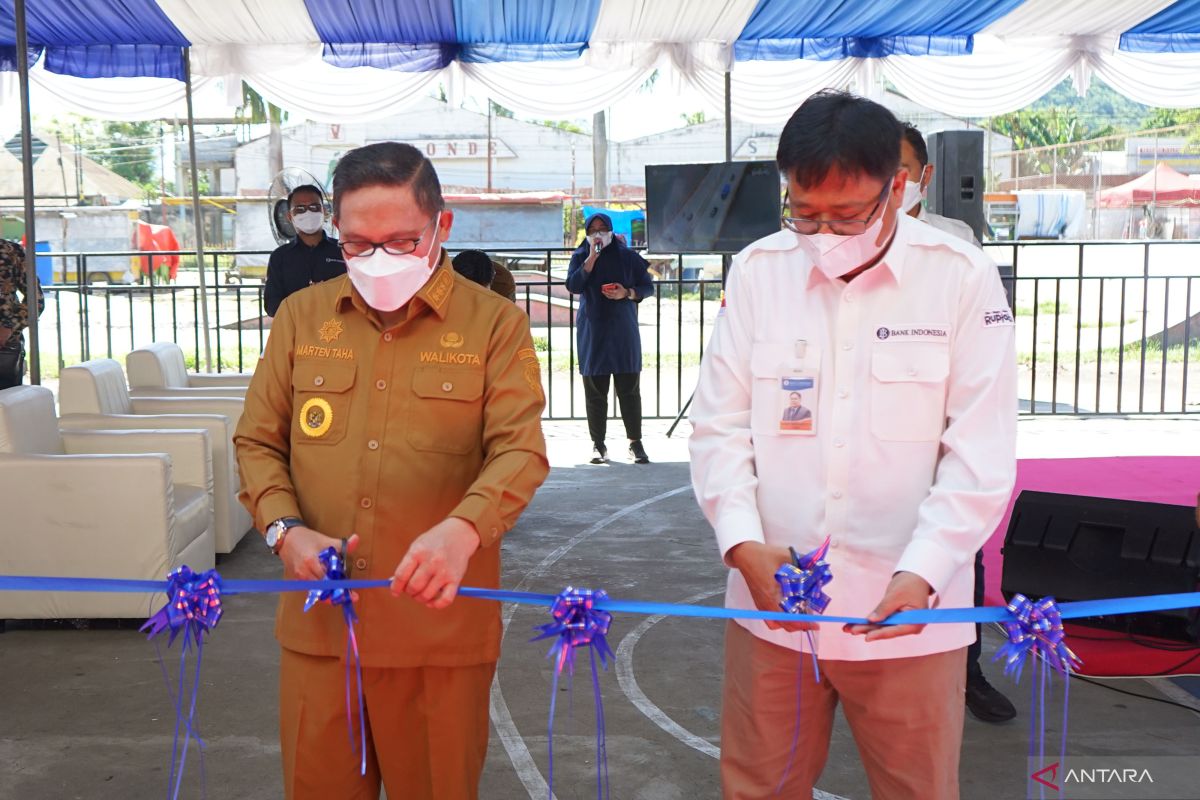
[629,440,650,464]
[590,443,608,464]
[966,673,1017,723]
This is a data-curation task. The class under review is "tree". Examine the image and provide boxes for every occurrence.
[239,82,286,181]
[680,111,707,126]
[987,108,1116,176]
[533,119,586,134]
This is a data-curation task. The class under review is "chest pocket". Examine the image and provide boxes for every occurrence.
[407,367,486,455]
[869,345,950,442]
[749,342,802,436]
[292,359,357,446]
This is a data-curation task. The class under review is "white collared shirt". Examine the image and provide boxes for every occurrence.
[918,206,979,245]
[689,214,1016,661]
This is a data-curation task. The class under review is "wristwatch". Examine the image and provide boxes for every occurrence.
[265,516,304,555]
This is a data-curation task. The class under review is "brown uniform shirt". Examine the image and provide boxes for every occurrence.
[235,256,549,668]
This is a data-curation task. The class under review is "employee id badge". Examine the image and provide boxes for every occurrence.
[778,341,819,436]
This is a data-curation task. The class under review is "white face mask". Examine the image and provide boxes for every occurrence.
[796,208,892,281]
[345,214,440,312]
[901,180,925,213]
[589,231,613,251]
[292,210,326,235]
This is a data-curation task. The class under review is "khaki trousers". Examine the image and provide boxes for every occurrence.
[279,647,495,800]
[721,621,966,800]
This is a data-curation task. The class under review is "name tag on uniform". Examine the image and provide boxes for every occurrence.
[778,340,819,436]
[873,323,950,343]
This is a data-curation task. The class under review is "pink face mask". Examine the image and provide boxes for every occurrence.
[345,213,441,311]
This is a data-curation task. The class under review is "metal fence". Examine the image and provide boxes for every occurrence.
[28,242,1200,418]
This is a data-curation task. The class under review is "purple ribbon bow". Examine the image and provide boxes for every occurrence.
[532,586,614,800]
[996,594,1082,800]
[304,546,367,777]
[775,536,833,616]
[141,566,224,800]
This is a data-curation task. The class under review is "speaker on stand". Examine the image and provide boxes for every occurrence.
[926,129,986,243]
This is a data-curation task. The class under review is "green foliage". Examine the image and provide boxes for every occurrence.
[489,100,515,118]
[680,111,707,126]
[238,82,286,125]
[987,108,1115,175]
[534,119,586,134]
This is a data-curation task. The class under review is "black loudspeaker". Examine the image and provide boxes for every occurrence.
[926,130,985,242]
[1001,491,1200,643]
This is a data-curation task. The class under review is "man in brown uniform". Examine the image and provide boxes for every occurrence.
[234,142,549,800]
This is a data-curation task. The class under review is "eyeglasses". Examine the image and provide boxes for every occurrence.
[290,203,324,215]
[782,179,892,236]
[339,216,437,259]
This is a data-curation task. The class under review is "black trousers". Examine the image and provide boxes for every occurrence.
[582,372,642,444]
[966,548,985,679]
[0,346,25,390]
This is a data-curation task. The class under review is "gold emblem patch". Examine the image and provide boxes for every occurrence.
[299,398,333,438]
[440,331,465,349]
[425,269,453,310]
[319,319,344,343]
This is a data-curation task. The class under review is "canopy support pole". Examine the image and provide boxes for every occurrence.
[184,48,213,372]
[15,0,39,384]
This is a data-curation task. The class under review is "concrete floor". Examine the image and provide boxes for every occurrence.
[2,419,1199,800]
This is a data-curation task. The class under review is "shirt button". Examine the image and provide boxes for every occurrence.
[831,490,843,500]
[830,540,841,549]
[837,389,849,399]
[907,367,918,376]
[360,497,372,509]
[355,557,368,571]
[313,375,324,387]
[383,332,393,342]
[442,381,453,392]
[375,379,386,390]
[833,438,845,448]
[841,343,853,351]
[844,292,854,302]
[367,439,379,450]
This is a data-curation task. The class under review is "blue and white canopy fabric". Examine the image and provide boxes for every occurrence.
[3,0,1200,121]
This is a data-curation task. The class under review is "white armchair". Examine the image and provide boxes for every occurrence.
[0,386,214,619]
[58,359,253,554]
[127,342,251,398]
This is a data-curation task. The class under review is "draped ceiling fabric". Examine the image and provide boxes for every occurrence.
[4,0,1200,123]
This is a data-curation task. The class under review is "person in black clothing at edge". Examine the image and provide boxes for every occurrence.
[565,212,655,465]
[263,184,346,317]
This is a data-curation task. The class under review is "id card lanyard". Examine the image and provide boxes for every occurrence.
[777,339,820,436]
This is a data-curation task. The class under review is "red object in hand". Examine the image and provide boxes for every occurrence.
[602,283,620,292]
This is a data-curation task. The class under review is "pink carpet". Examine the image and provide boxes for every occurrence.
[983,456,1200,676]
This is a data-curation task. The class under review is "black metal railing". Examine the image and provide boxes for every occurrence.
[27,243,1200,418]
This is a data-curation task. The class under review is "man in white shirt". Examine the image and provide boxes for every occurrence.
[896,122,980,245]
[900,122,1018,726]
[689,91,1016,800]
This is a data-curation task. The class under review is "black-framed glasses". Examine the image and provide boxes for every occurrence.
[340,216,437,258]
[290,202,324,215]
[782,179,892,236]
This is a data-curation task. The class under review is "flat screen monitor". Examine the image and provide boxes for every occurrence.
[645,161,781,254]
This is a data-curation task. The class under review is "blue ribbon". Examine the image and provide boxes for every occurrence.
[772,539,833,795]
[994,594,1080,800]
[532,587,613,800]
[139,567,223,800]
[303,547,367,777]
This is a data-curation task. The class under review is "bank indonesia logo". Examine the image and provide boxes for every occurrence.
[876,327,890,340]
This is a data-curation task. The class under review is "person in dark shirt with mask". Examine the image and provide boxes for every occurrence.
[263,184,346,317]
[565,212,655,464]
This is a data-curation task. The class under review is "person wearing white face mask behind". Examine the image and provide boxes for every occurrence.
[235,142,549,800]
[263,184,346,317]
[901,121,1017,726]
[689,91,1016,799]
[566,212,655,464]
[898,123,980,246]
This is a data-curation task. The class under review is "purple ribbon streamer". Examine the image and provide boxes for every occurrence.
[304,546,367,777]
[995,593,1080,799]
[772,537,834,795]
[532,586,613,800]
[140,566,223,800]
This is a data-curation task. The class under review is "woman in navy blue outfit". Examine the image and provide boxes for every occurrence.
[565,212,655,464]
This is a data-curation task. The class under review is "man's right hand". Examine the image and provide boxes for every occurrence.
[279,526,360,581]
[726,541,816,633]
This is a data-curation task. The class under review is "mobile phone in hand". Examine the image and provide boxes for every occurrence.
[602,282,621,293]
